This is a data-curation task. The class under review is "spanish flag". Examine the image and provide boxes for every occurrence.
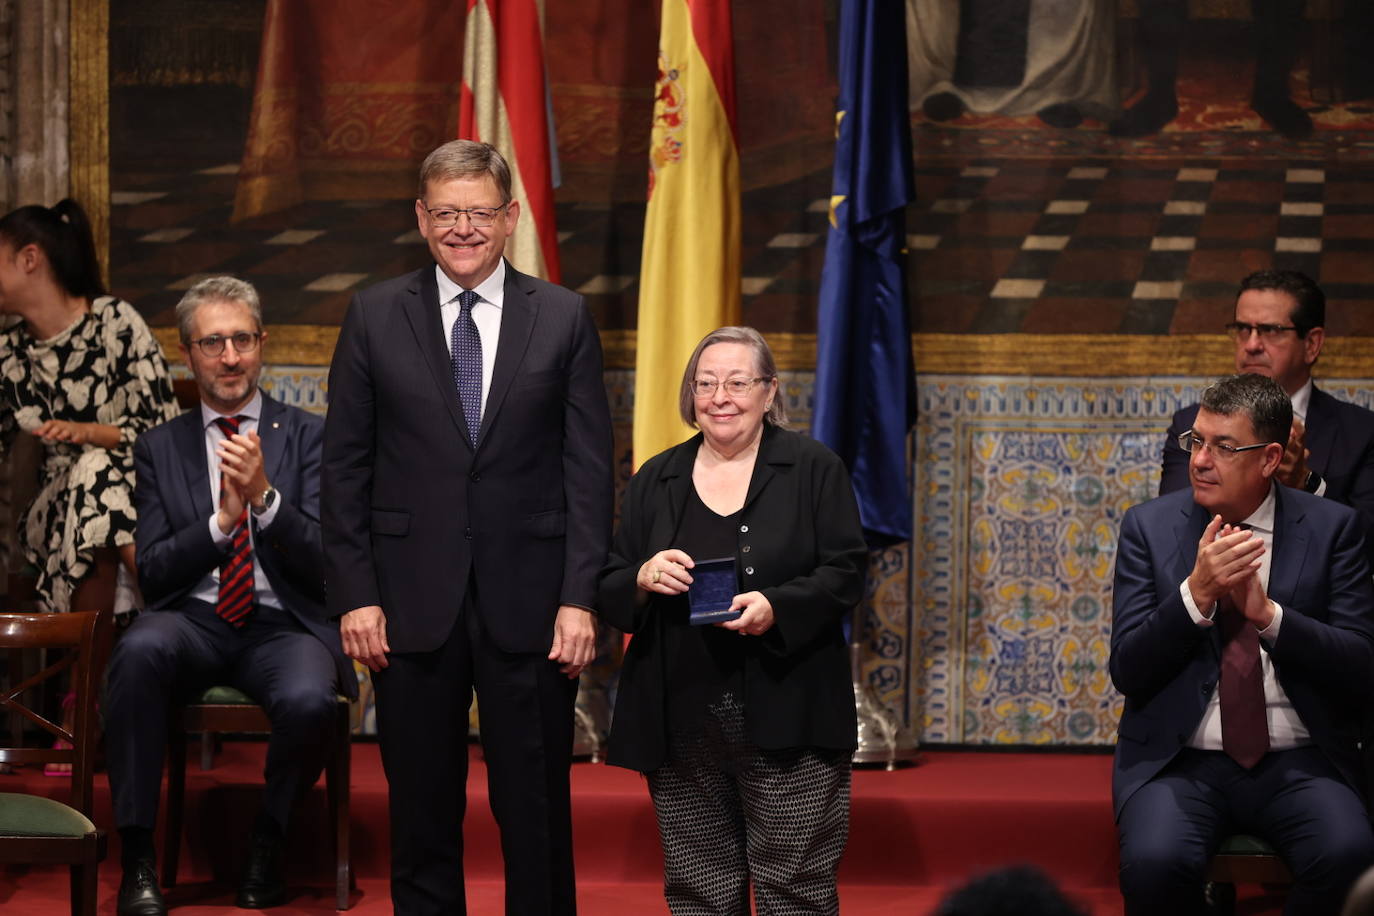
[460,0,561,282]
[633,0,741,467]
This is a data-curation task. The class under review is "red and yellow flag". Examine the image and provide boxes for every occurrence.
[633,0,741,466]
[460,0,561,282]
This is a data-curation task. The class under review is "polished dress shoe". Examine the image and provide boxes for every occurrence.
[117,860,167,916]
[236,829,288,908]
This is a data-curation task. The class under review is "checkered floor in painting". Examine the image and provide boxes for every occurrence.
[908,157,1374,335]
[107,147,1374,340]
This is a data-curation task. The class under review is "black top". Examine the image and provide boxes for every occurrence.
[664,485,744,730]
[599,427,868,773]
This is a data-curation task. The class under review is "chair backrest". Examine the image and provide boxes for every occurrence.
[0,610,113,815]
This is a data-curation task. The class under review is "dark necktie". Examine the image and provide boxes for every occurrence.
[451,290,482,446]
[1219,595,1269,768]
[214,415,254,627]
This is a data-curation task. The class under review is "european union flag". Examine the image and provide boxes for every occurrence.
[812,0,916,546]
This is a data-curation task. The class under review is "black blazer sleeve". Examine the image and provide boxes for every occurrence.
[321,292,382,616]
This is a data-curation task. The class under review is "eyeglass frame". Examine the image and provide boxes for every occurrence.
[1176,431,1271,460]
[1224,321,1301,341]
[422,204,510,228]
[186,331,263,358]
[691,376,772,398]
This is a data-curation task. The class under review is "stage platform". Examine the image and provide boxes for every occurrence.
[1,743,1286,914]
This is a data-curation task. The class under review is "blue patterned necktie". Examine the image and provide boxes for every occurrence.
[451,290,483,446]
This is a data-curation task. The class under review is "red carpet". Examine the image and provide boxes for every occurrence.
[1,743,1285,914]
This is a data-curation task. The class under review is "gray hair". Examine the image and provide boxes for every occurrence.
[175,276,263,343]
[1199,373,1292,446]
[677,326,787,428]
[418,140,512,204]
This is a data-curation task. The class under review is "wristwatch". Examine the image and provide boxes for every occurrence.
[1302,469,1322,494]
[250,485,278,516]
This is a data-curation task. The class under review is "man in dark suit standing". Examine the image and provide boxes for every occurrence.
[321,140,614,915]
[1112,372,1374,915]
[1161,270,1374,565]
[105,276,354,916]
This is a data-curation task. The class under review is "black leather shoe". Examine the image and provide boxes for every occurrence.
[1108,91,1178,138]
[1252,94,1314,140]
[117,860,167,916]
[236,830,287,909]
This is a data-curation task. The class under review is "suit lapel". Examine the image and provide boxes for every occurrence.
[1268,487,1309,610]
[477,263,536,449]
[1303,386,1336,476]
[175,409,213,518]
[258,392,286,487]
[400,268,472,444]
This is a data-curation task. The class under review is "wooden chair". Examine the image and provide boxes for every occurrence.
[0,609,114,916]
[162,686,353,910]
[1207,832,1293,915]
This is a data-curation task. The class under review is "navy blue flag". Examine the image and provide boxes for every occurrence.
[812,0,916,546]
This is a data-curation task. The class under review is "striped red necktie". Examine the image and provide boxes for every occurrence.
[214,415,254,627]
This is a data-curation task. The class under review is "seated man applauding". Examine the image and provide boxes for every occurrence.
[104,277,355,915]
[1112,373,1374,915]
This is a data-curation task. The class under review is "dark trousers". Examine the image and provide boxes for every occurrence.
[1117,746,1374,916]
[103,599,340,835]
[646,693,852,916]
[372,596,579,916]
[1137,0,1305,100]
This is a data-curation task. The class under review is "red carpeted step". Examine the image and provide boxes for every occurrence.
[0,742,1288,914]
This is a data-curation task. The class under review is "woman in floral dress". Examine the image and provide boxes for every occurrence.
[0,199,178,614]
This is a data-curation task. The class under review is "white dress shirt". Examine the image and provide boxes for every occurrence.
[437,261,505,418]
[190,390,283,611]
[1180,484,1310,751]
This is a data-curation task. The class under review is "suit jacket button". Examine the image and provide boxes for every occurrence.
[742,545,750,553]
[740,524,749,533]
[470,472,480,482]
[744,566,754,576]
[464,527,472,539]
[1201,682,1214,696]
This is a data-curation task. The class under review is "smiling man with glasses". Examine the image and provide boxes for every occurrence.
[1160,270,1374,568]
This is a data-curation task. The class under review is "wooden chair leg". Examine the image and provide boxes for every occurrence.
[164,719,188,887]
[70,861,97,916]
[329,700,353,910]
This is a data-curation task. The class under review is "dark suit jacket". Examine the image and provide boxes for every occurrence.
[1109,485,1374,819]
[132,391,355,697]
[1160,387,1374,554]
[320,263,614,655]
[598,426,867,772]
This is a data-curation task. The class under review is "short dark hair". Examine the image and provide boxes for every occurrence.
[935,866,1087,916]
[1237,270,1324,336]
[0,199,105,300]
[1199,373,1292,447]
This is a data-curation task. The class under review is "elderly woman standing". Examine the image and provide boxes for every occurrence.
[599,326,867,915]
[0,199,178,615]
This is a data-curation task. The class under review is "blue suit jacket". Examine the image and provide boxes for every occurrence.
[1110,484,1374,819]
[132,391,356,697]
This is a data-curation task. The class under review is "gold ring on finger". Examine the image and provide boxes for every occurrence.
[652,568,661,584]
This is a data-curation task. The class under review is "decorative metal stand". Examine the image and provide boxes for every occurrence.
[850,642,920,770]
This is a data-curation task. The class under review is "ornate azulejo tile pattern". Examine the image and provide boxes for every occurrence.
[908,376,1374,747]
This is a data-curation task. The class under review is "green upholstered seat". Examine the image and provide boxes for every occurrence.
[1217,834,1279,856]
[0,793,97,838]
[193,685,255,704]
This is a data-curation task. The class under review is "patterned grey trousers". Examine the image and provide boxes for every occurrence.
[646,692,852,916]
